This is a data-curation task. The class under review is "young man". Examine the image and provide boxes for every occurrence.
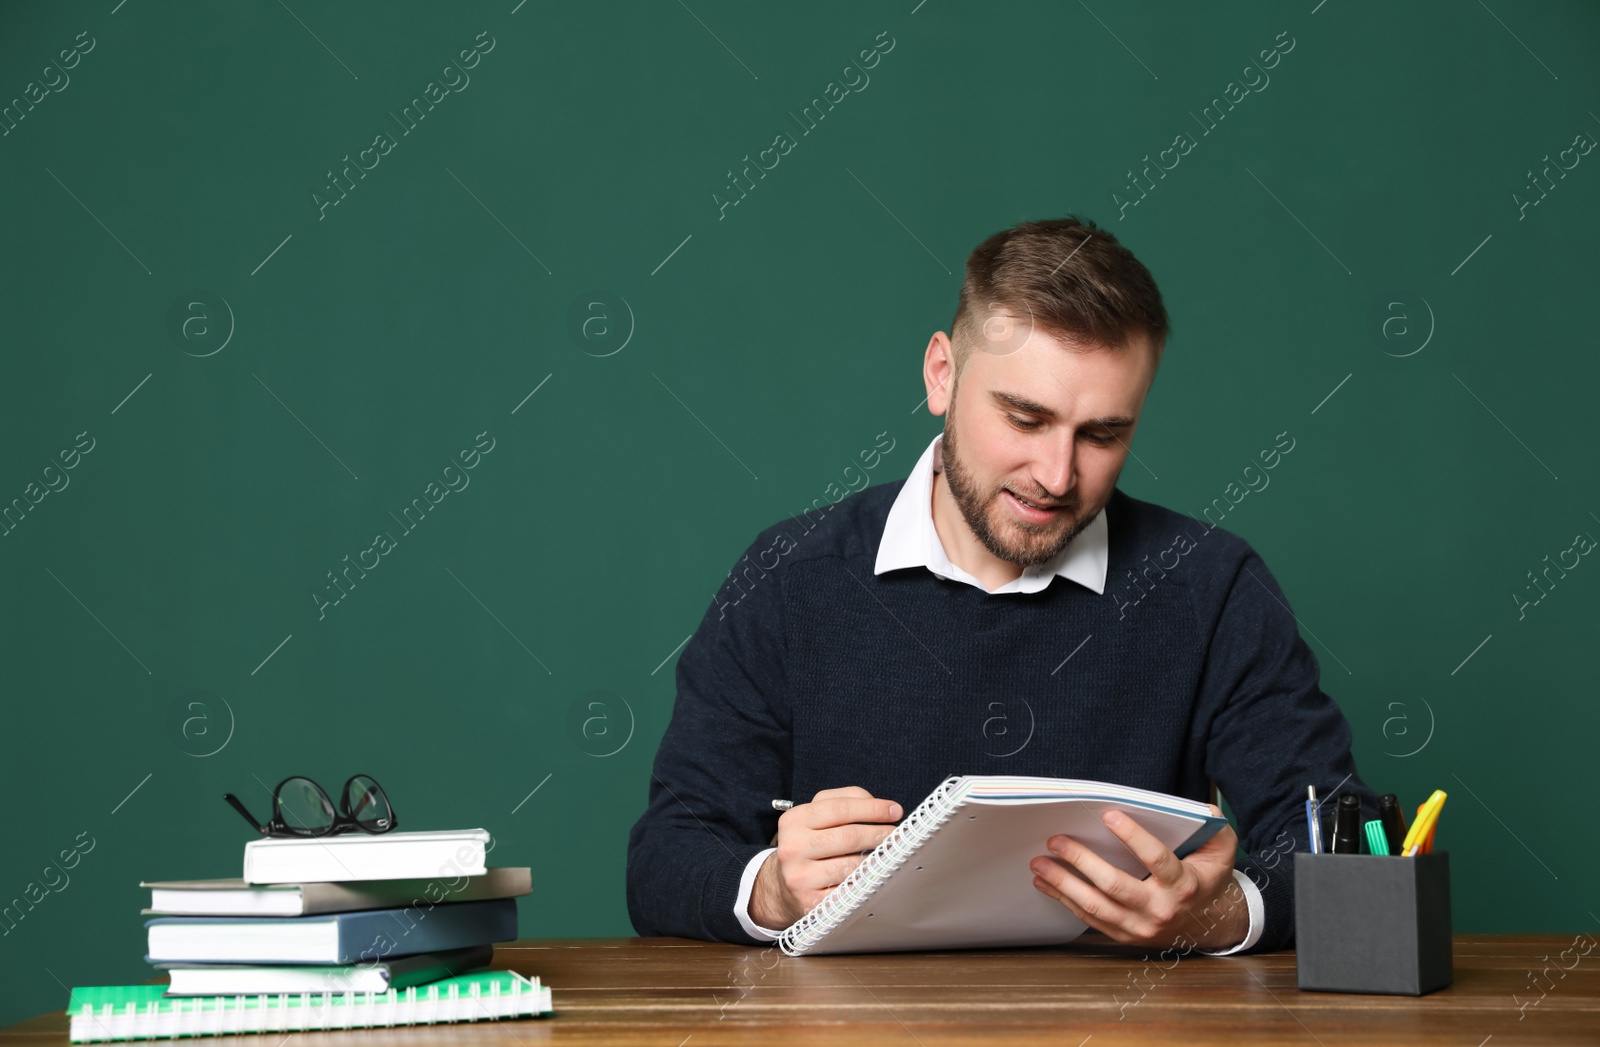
[626,216,1373,954]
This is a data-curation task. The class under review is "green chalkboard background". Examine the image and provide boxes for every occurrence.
[2,0,1597,1025]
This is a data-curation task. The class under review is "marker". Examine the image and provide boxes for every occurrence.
[1305,786,1323,854]
[1414,800,1439,854]
[1401,790,1447,857]
[1364,819,1391,857]
[1330,794,1364,854]
[1377,794,1408,856]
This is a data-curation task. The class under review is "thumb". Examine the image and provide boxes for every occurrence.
[1192,806,1238,859]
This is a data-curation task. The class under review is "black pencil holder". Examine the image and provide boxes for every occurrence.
[1293,852,1452,995]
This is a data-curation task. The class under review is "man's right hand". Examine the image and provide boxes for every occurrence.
[748,786,903,929]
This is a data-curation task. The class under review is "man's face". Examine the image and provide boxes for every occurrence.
[933,325,1158,569]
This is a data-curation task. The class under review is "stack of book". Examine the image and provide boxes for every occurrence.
[67,828,551,1042]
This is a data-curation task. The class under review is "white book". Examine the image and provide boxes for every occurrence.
[777,775,1228,956]
[242,829,490,885]
[144,898,517,965]
[142,868,531,916]
[157,945,492,996]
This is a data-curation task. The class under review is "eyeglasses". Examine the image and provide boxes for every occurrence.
[224,774,396,838]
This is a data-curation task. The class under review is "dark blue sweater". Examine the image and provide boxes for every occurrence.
[626,480,1374,953]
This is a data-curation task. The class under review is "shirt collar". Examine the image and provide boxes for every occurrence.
[873,433,1108,595]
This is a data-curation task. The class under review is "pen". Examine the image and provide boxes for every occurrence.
[1330,794,1364,854]
[1400,790,1447,856]
[1305,786,1323,855]
[1377,793,1408,856]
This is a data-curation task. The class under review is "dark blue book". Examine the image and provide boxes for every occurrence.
[145,897,517,964]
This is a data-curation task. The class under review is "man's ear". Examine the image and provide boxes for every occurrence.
[924,332,957,416]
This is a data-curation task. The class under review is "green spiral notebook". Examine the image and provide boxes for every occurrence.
[67,970,552,1042]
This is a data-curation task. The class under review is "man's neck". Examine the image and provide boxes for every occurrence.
[930,472,1023,593]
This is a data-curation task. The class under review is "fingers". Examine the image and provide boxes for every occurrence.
[1099,809,1187,887]
[780,821,895,863]
[785,853,867,895]
[811,786,873,801]
[770,787,904,917]
[799,791,902,830]
[1029,855,1138,938]
[807,786,874,812]
[1189,816,1240,863]
[1041,832,1151,914]
[1030,806,1242,945]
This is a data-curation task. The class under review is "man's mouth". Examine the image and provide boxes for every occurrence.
[1003,490,1070,516]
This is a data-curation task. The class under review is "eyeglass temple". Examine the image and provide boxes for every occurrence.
[223,793,266,834]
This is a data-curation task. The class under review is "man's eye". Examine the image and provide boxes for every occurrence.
[1082,432,1116,446]
[1005,414,1042,431]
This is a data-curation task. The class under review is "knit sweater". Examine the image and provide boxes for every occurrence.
[625,479,1375,953]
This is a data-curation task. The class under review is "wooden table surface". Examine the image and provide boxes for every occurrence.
[4,935,1596,1045]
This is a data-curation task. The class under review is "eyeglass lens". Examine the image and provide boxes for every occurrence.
[276,777,334,833]
[343,775,392,831]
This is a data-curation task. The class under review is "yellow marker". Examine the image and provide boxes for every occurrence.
[1401,789,1447,856]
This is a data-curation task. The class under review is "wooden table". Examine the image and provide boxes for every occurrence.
[4,935,1596,1045]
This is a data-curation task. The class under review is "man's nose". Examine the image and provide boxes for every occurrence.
[1035,434,1076,500]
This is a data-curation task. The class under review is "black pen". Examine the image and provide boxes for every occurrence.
[1377,794,1408,856]
[1330,793,1364,854]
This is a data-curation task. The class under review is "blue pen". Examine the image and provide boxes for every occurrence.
[1306,785,1323,854]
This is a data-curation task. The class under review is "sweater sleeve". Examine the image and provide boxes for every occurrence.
[1195,542,1379,954]
[625,532,794,943]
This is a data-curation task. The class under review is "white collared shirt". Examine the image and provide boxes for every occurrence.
[731,433,1264,954]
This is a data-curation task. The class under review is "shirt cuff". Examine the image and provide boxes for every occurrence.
[1197,868,1265,956]
[733,847,786,942]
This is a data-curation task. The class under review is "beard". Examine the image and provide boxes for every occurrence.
[940,409,1097,569]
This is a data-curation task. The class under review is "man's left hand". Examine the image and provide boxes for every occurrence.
[1028,804,1248,950]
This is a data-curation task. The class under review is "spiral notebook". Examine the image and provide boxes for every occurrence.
[777,775,1228,957]
[67,971,551,1042]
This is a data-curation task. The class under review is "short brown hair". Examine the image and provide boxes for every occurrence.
[949,216,1169,380]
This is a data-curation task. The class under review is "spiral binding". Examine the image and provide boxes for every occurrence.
[778,776,967,957]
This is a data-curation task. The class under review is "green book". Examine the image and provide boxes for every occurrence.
[67,971,551,1042]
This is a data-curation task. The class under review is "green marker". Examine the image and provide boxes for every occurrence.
[1364,819,1391,856]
